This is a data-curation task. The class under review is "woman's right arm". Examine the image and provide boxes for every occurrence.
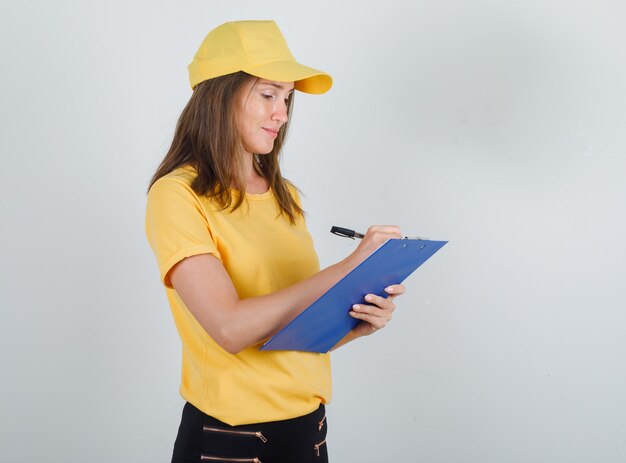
[169,225,402,354]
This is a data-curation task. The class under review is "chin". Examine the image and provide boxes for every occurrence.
[256,146,274,155]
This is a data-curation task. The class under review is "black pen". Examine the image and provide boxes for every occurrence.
[330,226,365,240]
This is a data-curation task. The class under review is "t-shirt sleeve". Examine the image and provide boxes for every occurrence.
[145,177,221,288]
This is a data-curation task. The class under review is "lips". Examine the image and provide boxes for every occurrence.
[262,127,279,138]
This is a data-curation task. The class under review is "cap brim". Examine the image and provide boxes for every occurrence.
[244,60,333,95]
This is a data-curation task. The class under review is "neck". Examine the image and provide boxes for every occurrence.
[243,152,269,194]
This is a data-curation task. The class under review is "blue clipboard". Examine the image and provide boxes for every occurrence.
[260,238,447,353]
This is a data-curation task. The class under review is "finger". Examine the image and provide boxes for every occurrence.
[364,294,396,311]
[364,225,403,241]
[352,303,394,323]
[366,225,403,236]
[384,284,406,300]
[350,307,390,330]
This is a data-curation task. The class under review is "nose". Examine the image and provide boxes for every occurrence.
[272,101,289,124]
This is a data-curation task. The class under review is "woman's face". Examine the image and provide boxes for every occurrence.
[236,78,294,155]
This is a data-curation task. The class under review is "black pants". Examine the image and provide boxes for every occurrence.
[171,402,329,463]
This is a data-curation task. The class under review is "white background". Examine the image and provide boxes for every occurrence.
[1,0,625,461]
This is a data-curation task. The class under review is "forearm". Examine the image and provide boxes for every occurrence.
[218,259,352,353]
[330,330,361,351]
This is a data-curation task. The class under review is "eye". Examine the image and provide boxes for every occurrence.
[261,93,274,100]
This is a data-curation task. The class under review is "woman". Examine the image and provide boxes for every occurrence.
[146,20,406,463]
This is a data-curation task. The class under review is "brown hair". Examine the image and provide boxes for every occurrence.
[148,71,304,223]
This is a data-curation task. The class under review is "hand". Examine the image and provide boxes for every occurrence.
[349,284,406,338]
[343,225,403,272]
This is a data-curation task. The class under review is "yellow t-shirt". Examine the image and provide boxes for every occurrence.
[145,166,331,425]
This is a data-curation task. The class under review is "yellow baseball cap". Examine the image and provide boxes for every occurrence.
[188,20,333,94]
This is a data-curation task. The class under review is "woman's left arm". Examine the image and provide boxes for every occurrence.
[331,284,406,350]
